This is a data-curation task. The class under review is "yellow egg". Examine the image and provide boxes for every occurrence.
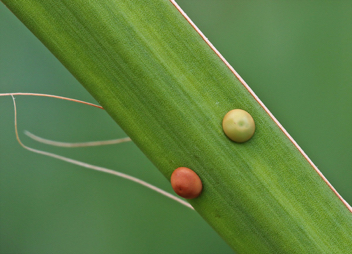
[222,109,255,143]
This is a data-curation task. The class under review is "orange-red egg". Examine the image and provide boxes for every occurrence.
[171,167,202,199]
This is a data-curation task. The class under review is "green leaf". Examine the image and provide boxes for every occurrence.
[3,0,352,252]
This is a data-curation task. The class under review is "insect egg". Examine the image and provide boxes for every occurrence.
[170,167,202,199]
[222,109,255,143]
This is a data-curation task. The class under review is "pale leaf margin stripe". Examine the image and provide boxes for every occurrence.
[170,0,352,212]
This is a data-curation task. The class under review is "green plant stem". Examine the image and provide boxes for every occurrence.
[3,0,352,253]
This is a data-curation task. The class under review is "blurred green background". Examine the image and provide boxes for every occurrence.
[0,1,351,253]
